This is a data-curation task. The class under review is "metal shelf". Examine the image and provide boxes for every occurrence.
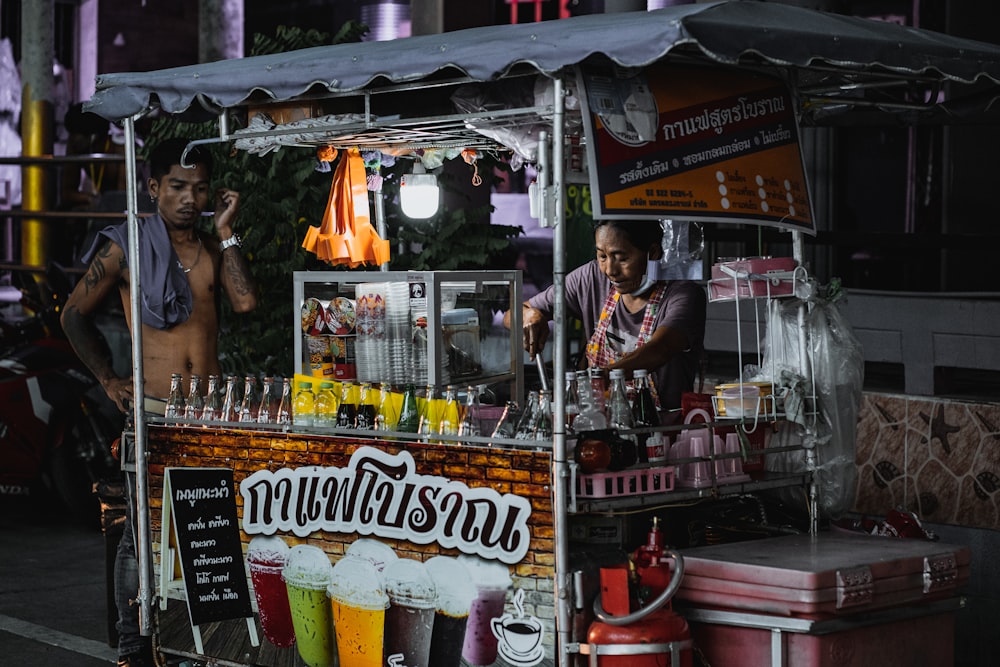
[570,470,813,514]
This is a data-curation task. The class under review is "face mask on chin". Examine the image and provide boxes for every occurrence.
[630,258,662,297]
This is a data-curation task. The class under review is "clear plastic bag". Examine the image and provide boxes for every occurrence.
[760,283,864,519]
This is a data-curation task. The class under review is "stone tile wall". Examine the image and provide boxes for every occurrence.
[853,392,1000,530]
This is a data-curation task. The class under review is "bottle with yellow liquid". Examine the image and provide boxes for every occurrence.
[314,381,338,428]
[376,384,399,432]
[438,385,461,437]
[292,381,315,428]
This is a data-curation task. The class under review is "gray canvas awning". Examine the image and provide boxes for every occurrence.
[86,1,1000,127]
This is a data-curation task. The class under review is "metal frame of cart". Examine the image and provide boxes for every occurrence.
[85,4,1000,666]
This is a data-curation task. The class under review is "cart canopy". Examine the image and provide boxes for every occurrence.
[87,0,1000,127]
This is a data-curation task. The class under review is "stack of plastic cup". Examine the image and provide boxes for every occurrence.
[247,535,295,648]
[383,558,438,667]
[425,556,477,667]
[387,282,411,385]
[327,555,389,667]
[282,545,335,667]
[355,283,389,383]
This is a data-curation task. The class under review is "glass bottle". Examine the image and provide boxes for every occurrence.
[201,374,222,422]
[292,381,315,427]
[607,368,638,465]
[165,373,185,421]
[418,385,439,436]
[459,385,482,442]
[238,375,258,423]
[631,369,659,464]
[256,376,276,424]
[490,400,520,443]
[397,383,420,433]
[515,390,540,440]
[533,388,553,440]
[564,371,580,433]
[376,384,399,432]
[336,381,358,429]
[183,374,204,422]
[588,367,607,415]
[573,381,608,434]
[220,375,239,422]
[355,382,377,430]
[275,377,292,425]
[314,381,338,428]
[438,385,461,436]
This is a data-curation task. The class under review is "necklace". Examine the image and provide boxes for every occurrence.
[177,238,203,274]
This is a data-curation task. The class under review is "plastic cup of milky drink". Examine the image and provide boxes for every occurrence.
[459,554,513,667]
[282,545,335,667]
[247,535,295,648]
[327,555,389,667]
[382,558,438,667]
[425,556,477,667]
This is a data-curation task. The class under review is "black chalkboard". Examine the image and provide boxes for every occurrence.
[166,467,253,626]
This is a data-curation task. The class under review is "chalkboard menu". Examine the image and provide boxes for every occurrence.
[165,467,253,626]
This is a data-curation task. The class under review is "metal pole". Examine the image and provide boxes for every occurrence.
[374,186,389,271]
[549,76,573,667]
[19,0,54,268]
[122,115,154,635]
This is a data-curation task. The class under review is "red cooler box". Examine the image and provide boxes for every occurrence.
[674,532,970,667]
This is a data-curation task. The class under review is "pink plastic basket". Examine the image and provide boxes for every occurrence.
[576,466,675,499]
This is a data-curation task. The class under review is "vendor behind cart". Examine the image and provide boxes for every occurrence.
[506,219,705,422]
[60,137,257,667]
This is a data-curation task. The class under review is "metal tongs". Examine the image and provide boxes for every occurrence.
[536,354,549,391]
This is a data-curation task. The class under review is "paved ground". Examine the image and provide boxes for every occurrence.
[0,496,118,666]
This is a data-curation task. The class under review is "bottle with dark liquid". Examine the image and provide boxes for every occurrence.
[336,381,358,428]
[355,382,377,430]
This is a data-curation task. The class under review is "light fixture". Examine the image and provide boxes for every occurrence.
[399,162,439,219]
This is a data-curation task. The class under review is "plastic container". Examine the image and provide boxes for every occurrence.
[717,384,761,418]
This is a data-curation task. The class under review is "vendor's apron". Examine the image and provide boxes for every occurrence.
[585,283,665,408]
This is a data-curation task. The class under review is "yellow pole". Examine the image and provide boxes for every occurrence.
[20,86,53,268]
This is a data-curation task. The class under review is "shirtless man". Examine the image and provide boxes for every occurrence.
[61,137,256,667]
[62,137,257,407]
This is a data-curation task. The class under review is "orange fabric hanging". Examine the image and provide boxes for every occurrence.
[302,148,391,268]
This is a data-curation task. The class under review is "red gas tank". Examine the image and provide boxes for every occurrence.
[583,528,694,667]
[586,606,692,667]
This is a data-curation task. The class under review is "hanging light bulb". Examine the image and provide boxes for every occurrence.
[399,161,439,218]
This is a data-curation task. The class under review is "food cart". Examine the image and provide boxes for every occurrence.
[84,3,1000,666]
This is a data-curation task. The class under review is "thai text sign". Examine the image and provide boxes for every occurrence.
[240,447,534,564]
[581,62,814,232]
[165,467,253,626]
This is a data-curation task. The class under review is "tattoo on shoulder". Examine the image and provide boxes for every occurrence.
[84,253,108,291]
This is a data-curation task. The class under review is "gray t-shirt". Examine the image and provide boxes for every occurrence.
[528,260,706,416]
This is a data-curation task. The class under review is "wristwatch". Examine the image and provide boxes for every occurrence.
[220,234,242,251]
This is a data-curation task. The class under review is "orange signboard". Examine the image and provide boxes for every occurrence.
[581,62,815,233]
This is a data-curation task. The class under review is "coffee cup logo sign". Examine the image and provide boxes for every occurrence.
[491,589,545,666]
[240,447,533,564]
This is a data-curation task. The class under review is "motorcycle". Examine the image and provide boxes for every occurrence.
[0,263,122,525]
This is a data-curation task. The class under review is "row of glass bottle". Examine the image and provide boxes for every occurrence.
[291,382,469,435]
[164,373,295,425]
[562,366,665,465]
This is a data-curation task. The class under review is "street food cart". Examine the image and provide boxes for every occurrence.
[85,3,1000,666]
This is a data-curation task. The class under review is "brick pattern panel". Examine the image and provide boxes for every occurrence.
[147,425,557,651]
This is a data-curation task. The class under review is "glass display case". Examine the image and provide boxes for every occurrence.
[293,270,524,404]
